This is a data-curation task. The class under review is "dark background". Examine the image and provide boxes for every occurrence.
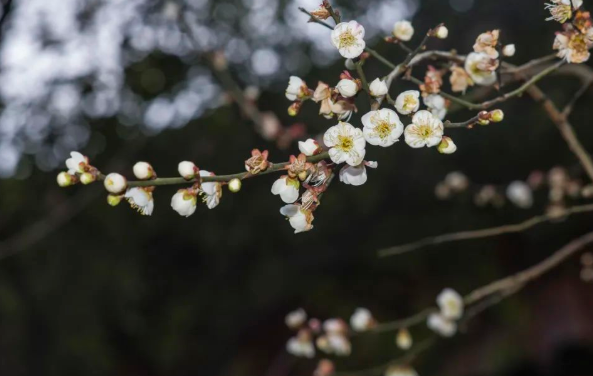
[0,0,592,375]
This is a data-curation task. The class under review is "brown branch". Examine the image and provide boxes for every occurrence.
[378,203,593,257]
[464,229,593,304]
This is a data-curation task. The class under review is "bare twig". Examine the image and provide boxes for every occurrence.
[378,203,593,257]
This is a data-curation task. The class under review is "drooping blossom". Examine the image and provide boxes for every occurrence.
[436,288,464,320]
[437,136,457,154]
[125,187,154,216]
[65,151,89,175]
[339,161,377,186]
[369,78,388,97]
[285,76,312,101]
[298,139,322,156]
[199,170,222,209]
[427,312,457,337]
[423,94,448,120]
[272,176,300,203]
[450,65,474,93]
[280,204,314,233]
[171,189,197,217]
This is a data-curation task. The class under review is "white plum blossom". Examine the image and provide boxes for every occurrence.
[285,308,307,329]
[323,318,348,334]
[272,176,300,203]
[506,181,534,209]
[133,161,154,180]
[427,312,457,337]
[553,31,590,64]
[424,94,447,120]
[298,139,322,156]
[503,44,516,57]
[404,110,444,148]
[103,173,127,194]
[170,189,197,217]
[436,25,449,39]
[125,187,154,216]
[330,21,366,59]
[285,76,309,101]
[436,288,464,320]
[394,90,420,115]
[339,161,377,186]
[317,333,351,356]
[385,365,419,376]
[280,204,314,234]
[350,307,375,332]
[178,161,198,180]
[336,79,358,98]
[362,109,404,147]
[545,0,581,23]
[465,52,497,86]
[396,328,413,350]
[65,151,88,175]
[286,330,315,358]
[392,20,414,41]
[369,78,388,97]
[199,170,222,209]
[323,122,366,166]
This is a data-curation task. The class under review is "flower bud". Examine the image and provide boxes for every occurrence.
[438,136,457,154]
[336,79,358,98]
[288,101,302,116]
[369,78,388,97]
[103,173,127,193]
[392,20,414,41]
[435,25,449,39]
[57,172,74,187]
[396,328,413,350]
[80,172,96,185]
[133,161,155,180]
[228,178,242,192]
[489,109,504,122]
[344,58,356,70]
[478,119,490,126]
[298,139,322,156]
[502,44,516,57]
[178,161,198,180]
[107,194,123,206]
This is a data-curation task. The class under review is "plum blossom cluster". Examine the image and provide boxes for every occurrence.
[427,288,464,337]
[284,307,379,360]
[435,167,592,214]
[546,0,593,63]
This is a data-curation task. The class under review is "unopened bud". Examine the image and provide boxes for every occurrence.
[396,328,413,350]
[103,173,127,193]
[133,161,155,180]
[107,194,123,206]
[435,25,448,39]
[178,161,198,180]
[489,109,504,122]
[502,44,516,57]
[228,178,242,192]
[57,172,74,187]
[345,59,356,70]
[438,136,457,154]
[478,119,490,126]
[80,172,96,185]
[288,101,302,116]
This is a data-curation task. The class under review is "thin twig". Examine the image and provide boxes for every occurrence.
[464,229,593,304]
[378,203,593,257]
[561,78,593,118]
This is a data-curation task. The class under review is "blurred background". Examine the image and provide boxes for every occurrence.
[0,0,592,375]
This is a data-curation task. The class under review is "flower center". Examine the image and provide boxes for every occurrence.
[546,4,572,23]
[337,135,354,152]
[374,120,393,139]
[338,31,357,48]
[403,96,418,111]
[569,33,587,52]
[415,124,434,139]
